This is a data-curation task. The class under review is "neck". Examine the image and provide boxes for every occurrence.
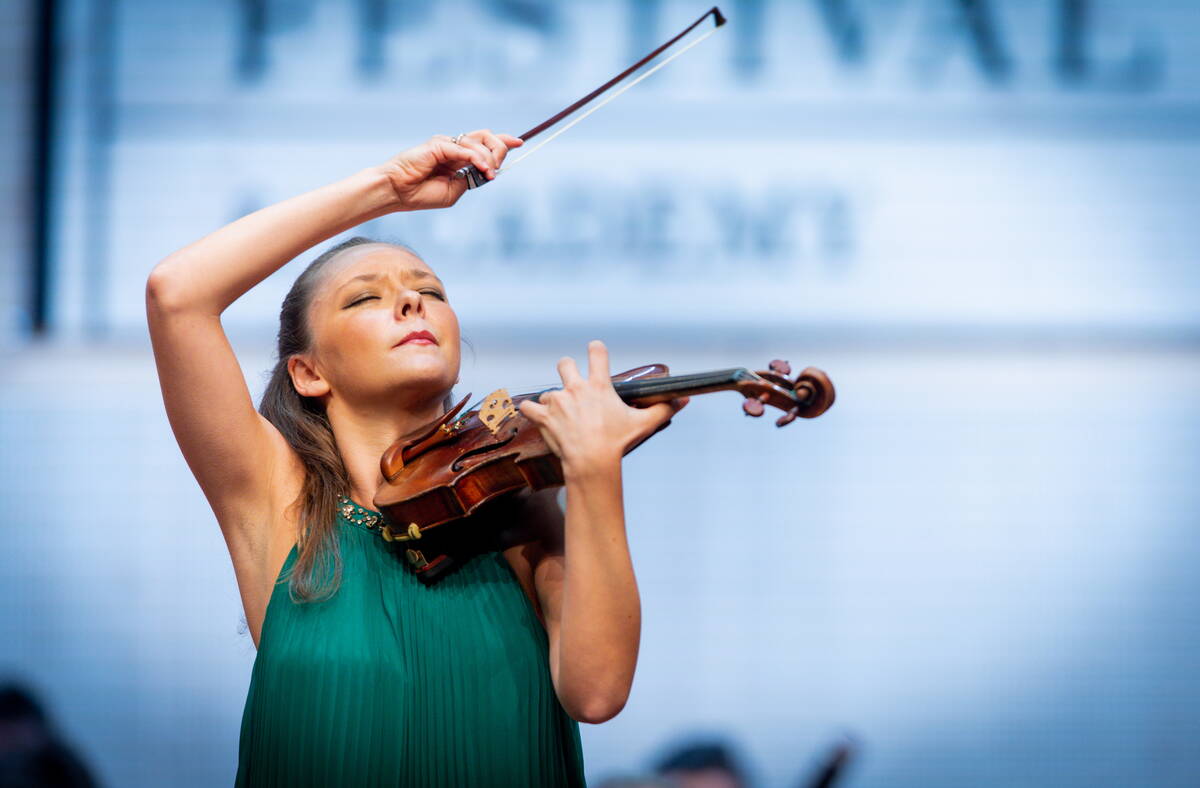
[326,393,447,507]
[610,368,750,403]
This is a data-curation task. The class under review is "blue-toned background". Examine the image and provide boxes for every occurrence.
[2,0,1198,785]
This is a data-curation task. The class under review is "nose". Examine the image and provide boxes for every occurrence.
[394,286,424,320]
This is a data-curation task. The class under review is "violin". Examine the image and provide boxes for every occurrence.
[372,359,835,584]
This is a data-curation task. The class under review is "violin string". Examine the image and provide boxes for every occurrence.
[495,25,724,175]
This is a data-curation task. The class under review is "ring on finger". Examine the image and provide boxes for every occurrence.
[450,133,466,145]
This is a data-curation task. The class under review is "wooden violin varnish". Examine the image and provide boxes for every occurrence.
[374,359,835,584]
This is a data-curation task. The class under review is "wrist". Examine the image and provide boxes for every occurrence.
[361,164,407,214]
[562,452,622,485]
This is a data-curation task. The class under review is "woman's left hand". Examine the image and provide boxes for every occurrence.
[518,341,689,477]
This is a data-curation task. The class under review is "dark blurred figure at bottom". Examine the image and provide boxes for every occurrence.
[0,684,97,788]
[655,739,750,788]
[595,734,857,788]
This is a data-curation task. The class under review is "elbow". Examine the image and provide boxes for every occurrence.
[567,693,628,725]
[145,264,177,315]
[145,259,194,317]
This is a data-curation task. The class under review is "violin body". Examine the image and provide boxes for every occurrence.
[372,365,670,583]
[373,360,835,584]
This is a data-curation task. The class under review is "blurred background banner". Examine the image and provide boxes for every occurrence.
[2,1,1199,786]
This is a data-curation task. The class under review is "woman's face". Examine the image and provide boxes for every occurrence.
[299,243,461,409]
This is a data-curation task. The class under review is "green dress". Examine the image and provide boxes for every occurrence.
[234,497,586,787]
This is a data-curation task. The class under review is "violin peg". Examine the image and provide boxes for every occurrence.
[775,407,799,427]
[742,397,765,417]
[769,359,792,376]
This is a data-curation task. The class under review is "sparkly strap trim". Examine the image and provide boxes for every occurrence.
[337,495,384,531]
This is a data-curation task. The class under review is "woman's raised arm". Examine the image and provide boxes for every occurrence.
[145,133,520,532]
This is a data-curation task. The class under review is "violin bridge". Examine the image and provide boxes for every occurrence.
[480,388,515,435]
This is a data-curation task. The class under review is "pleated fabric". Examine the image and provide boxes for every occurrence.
[234,501,586,787]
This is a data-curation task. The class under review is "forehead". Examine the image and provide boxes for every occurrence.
[320,243,439,289]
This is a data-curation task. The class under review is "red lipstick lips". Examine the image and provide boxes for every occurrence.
[397,330,437,346]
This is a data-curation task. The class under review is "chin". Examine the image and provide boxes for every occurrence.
[388,360,456,397]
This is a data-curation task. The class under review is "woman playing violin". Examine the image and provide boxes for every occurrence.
[145,130,688,786]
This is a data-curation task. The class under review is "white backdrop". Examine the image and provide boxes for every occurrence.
[3,1,1199,786]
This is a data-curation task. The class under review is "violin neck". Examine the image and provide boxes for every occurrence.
[611,368,753,406]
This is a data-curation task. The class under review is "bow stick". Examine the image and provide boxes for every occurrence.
[454,6,727,189]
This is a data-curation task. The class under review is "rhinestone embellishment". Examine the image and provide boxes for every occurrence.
[337,495,382,529]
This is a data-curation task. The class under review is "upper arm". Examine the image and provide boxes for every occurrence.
[503,489,567,644]
[146,267,297,530]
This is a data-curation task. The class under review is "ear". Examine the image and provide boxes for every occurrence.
[287,354,331,399]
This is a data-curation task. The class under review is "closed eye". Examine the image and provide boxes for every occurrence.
[344,290,445,307]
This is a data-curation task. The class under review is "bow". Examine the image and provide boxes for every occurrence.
[455,6,727,189]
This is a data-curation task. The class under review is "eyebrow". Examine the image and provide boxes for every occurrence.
[336,269,443,293]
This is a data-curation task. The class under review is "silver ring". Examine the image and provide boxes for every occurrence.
[450,133,465,145]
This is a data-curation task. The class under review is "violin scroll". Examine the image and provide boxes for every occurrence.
[740,360,836,427]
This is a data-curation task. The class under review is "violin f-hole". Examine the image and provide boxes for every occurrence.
[450,424,521,473]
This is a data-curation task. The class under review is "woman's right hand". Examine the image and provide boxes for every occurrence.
[378,130,524,211]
